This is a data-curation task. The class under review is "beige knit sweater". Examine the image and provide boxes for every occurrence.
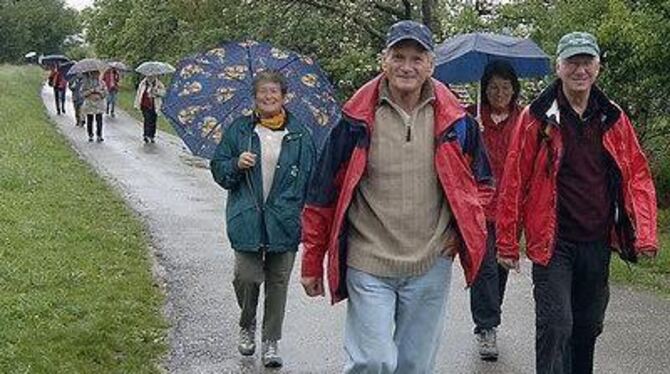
[346,79,453,277]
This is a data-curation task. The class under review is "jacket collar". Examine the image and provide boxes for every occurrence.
[529,79,621,129]
[342,74,466,135]
[239,110,305,136]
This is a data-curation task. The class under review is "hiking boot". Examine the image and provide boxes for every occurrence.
[238,327,255,356]
[262,340,283,368]
[477,328,498,361]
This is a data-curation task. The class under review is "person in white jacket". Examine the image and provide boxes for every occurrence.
[134,76,166,143]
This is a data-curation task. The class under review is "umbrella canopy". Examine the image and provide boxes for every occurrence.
[68,58,108,75]
[161,40,341,159]
[136,61,175,76]
[434,32,551,84]
[39,54,70,66]
[58,61,76,79]
[107,61,131,72]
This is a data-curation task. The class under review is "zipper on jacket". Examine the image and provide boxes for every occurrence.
[245,134,263,212]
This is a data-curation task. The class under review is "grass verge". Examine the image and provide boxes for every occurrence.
[611,209,670,297]
[0,64,167,373]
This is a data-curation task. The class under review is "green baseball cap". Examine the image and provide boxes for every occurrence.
[556,32,600,59]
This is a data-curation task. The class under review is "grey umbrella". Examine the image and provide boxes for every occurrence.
[107,61,131,71]
[135,61,175,76]
[69,58,108,75]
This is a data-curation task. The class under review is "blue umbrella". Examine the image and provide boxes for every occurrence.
[161,40,341,159]
[434,33,551,84]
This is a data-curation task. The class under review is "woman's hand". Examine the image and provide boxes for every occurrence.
[237,152,257,169]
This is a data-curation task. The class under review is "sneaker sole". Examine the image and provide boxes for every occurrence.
[263,359,283,368]
[238,347,255,356]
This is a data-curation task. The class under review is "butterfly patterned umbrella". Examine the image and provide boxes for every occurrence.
[161,40,341,159]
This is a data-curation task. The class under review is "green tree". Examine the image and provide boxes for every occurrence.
[0,0,81,62]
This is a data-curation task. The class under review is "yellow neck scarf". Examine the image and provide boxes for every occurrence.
[256,109,286,130]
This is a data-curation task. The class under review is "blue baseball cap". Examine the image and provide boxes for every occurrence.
[386,20,434,52]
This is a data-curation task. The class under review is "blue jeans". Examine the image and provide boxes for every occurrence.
[344,257,453,374]
[106,90,117,114]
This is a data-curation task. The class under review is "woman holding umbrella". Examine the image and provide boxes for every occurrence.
[133,61,173,143]
[133,75,166,143]
[48,64,67,115]
[81,70,108,142]
[210,71,316,368]
[467,60,522,361]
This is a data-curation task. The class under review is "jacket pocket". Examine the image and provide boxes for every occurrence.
[226,205,259,249]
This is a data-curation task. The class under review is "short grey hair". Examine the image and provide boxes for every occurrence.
[252,70,288,96]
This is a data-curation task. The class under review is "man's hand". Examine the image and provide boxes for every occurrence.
[301,276,325,297]
[497,255,520,273]
[237,152,257,169]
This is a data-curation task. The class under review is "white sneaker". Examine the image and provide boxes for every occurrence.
[238,327,255,356]
[262,340,283,368]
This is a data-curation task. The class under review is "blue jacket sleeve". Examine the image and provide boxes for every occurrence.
[305,118,360,207]
[459,115,493,185]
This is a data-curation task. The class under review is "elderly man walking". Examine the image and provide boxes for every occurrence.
[496,32,658,374]
[300,20,492,373]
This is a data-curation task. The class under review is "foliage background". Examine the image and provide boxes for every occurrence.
[3,0,668,204]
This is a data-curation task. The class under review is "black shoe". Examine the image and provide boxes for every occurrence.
[97,136,104,142]
[143,136,149,143]
[150,137,155,143]
[88,136,94,142]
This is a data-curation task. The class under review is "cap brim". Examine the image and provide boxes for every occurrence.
[387,37,432,52]
[558,46,599,60]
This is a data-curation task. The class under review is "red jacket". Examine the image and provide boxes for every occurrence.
[496,81,658,265]
[301,75,493,304]
[49,69,67,90]
[103,69,120,92]
[467,103,521,220]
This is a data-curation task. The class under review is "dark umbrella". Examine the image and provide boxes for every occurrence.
[434,32,551,84]
[161,40,341,159]
[39,54,70,66]
[58,61,76,80]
